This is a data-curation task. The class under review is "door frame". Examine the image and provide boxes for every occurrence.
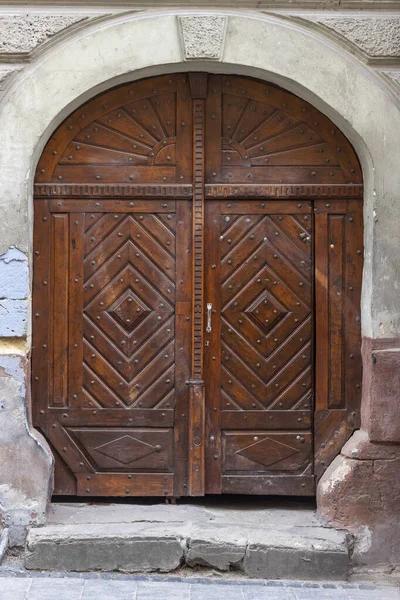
[32,72,363,497]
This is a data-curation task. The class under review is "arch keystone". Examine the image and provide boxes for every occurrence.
[179,15,227,61]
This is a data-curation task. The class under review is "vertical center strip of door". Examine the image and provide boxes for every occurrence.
[186,74,208,496]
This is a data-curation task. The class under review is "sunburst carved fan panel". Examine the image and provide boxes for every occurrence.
[56,97,178,183]
[35,74,193,186]
[220,93,344,184]
[204,75,362,187]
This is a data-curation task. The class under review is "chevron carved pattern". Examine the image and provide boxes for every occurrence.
[220,212,312,412]
[82,212,176,409]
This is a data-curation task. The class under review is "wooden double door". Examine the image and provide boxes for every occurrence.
[32,74,363,497]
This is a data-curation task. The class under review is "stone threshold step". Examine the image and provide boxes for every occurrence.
[24,503,349,581]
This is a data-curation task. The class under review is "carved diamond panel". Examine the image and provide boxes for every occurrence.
[82,213,176,408]
[109,289,151,332]
[94,435,158,464]
[237,436,299,467]
[246,290,288,334]
[69,428,173,471]
[220,213,312,412]
[223,431,312,473]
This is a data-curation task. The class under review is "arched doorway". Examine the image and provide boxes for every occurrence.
[32,73,363,498]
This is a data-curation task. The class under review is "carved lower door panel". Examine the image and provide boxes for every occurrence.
[32,199,192,496]
[204,200,314,495]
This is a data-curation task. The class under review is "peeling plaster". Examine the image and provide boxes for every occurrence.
[0,339,28,355]
[0,300,28,337]
[0,247,26,265]
[0,247,28,339]
[0,247,28,300]
[354,526,373,556]
[0,355,26,391]
[0,357,53,546]
[319,457,353,495]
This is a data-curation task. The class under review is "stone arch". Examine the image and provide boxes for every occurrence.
[0,10,399,556]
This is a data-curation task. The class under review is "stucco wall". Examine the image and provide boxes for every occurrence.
[0,5,399,573]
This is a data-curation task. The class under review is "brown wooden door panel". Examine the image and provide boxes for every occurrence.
[33,73,363,497]
[314,199,363,477]
[204,200,314,495]
[33,199,192,497]
[50,408,174,428]
[70,428,174,471]
[223,432,312,472]
[76,473,174,497]
[221,475,315,496]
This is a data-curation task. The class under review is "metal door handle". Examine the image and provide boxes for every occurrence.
[206,303,212,333]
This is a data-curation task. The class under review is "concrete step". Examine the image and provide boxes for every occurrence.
[24,502,349,580]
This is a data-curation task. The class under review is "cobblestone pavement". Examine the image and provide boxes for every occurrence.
[0,573,399,600]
